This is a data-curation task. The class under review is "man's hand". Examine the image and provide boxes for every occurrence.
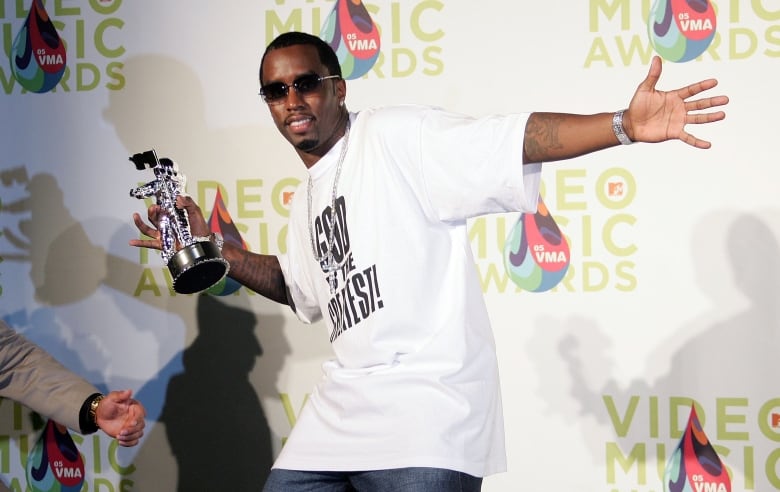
[625,55,729,149]
[129,195,210,251]
[95,389,146,447]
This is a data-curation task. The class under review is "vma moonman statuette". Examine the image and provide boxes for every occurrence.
[129,149,229,294]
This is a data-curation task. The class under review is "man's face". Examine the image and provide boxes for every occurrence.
[260,44,346,167]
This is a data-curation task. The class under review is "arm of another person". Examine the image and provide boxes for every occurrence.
[0,321,146,446]
[130,196,290,306]
[522,55,729,164]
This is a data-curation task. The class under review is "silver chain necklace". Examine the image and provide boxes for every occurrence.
[307,119,351,295]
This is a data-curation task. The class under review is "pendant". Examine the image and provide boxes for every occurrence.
[328,271,338,295]
[320,256,339,295]
[320,257,338,273]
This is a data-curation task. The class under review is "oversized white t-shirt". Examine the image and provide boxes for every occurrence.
[276,105,542,477]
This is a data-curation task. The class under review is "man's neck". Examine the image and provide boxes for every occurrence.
[299,110,350,168]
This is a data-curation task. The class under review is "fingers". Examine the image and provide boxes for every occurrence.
[676,80,728,129]
[677,78,719,100]
[106,389,134,404]
[176,195,209,236]
[673,78,727,148]
[132,212,156,235]
[131,197,209,245]
[95,391,146,447]
[117,435,142,447]
[685,95,729,113]
[176,194,200,210]
[129,212,162,250]
[638,55,662,92]
[687,110,726,125]
[678,95,727,149]
[115,396,146,447]
[176,195,205,220]
[116,420,145,447]
[681,132,712,149]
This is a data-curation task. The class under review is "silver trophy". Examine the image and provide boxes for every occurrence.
[129,149,229,294]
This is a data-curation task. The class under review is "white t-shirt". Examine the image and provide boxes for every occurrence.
[276,105,542,477]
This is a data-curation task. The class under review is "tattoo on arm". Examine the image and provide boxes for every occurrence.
[224,247,289,305]
[524,113,566,163]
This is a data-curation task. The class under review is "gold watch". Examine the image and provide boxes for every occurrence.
[89,394,105,427]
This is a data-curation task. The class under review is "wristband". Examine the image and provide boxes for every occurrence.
[192,232,224,251]
[612,109,633,145]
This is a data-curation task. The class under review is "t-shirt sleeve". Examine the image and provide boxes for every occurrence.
[277,184,323,324]
[416,108,542,222]
[278,251,322,324]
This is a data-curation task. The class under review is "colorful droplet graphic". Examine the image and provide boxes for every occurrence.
[663,405,731,492]
[11,0,67,93]
[320,0,381,79]
[503,197,570,293]
[205,188,248,296]
[26,420,85,492]
[648,0,717,63]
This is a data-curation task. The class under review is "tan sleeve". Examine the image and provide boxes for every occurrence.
[0,320,99,432]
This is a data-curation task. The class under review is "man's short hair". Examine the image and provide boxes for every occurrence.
[259,31,342,82]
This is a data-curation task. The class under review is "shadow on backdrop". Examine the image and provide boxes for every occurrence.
[530,210,780,487]
[162,294,276,491]
[102,53,286,183]
[0,166,287,489]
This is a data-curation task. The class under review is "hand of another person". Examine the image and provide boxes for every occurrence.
[95,389,146,447]
[624,55,729,149]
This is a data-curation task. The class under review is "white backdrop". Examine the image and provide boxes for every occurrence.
[1,1,777,491]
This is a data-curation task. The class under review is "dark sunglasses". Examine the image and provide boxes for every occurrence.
[259,74,340,104]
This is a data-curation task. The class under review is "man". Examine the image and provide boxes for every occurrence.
[131,32,727,491]
[0,320,146,446]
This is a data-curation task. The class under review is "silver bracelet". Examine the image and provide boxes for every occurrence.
[192,232,224,251]
[612,109,633,145]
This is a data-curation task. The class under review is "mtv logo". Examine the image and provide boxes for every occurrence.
[772,413,780,428]
[283,191,295,205]
[608,181,624,197]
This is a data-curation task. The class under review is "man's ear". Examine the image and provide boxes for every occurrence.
[336,79,347,102]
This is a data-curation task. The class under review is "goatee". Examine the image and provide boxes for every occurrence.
[296,139,318,152]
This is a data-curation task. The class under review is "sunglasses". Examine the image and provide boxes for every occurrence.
[259,74,341,104]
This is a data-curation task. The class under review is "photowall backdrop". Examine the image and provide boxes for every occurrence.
[0,1,777,491]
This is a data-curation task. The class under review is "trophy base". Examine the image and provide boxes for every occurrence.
[169,241,230,294]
